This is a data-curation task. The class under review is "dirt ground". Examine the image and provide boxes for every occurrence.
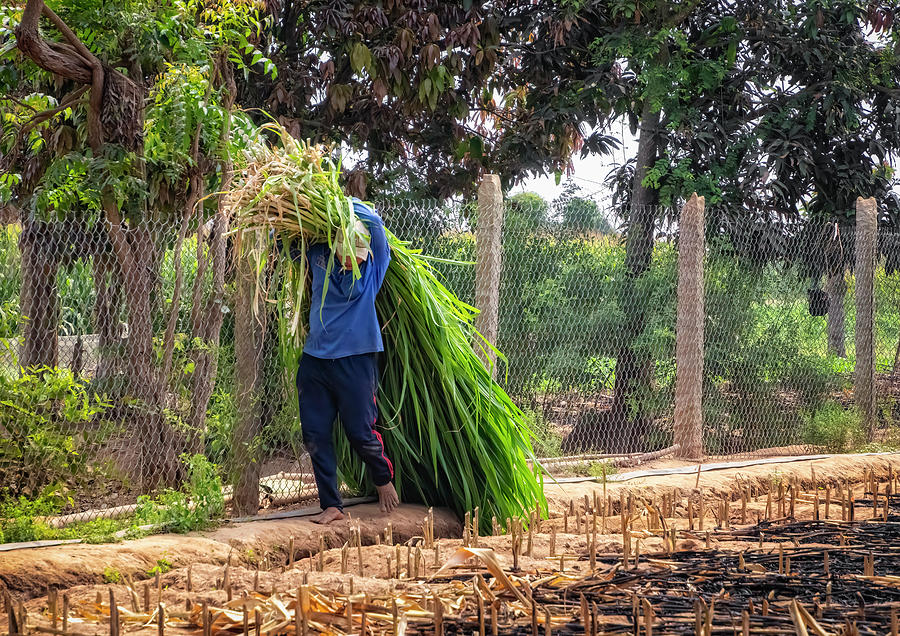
[2,452,899,624]
[0,504,460,599]
[542,451,900,513]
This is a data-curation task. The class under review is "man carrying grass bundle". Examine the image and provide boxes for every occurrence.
[234,132,543,527]
[282,199,400,524]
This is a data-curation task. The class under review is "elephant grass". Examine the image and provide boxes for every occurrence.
[227,127,545,530]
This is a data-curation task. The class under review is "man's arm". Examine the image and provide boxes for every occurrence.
[353,200,391,289]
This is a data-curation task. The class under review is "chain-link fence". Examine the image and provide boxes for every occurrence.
[384,195,900,465]
[1,193,899,527]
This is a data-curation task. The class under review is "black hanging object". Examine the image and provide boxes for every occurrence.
[808,289,828,316]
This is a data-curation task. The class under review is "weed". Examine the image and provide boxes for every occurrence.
[135,454,224,533]
[768,470,784,489]
[123,524,151,541]
[148,558,172,576]
[0,490,64,543]
[588,461,617,481]
[0,455,222,546]
[102,567,121,584]
[67,518,124,544]
[0,492,129,545]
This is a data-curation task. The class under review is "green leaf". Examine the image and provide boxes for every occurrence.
[453,139,470,160]
[350,42,371,75]
[0,39,17,57]
[469,136,483,159]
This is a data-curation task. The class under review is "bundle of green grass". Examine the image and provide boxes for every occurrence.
[228,126,544,529]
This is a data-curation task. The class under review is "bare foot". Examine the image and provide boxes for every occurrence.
[376,482,400,514]
[312,507,345,524]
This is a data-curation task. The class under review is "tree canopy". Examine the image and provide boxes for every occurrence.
[490,0,899,226]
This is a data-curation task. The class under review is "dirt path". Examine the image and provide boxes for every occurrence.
[0,503,460,599]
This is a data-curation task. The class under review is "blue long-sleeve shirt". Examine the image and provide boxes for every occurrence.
[302,200,391,359]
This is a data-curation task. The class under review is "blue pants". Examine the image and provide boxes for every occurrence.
[297,352,394,510]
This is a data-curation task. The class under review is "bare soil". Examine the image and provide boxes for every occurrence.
[2,452,899,636]
[542,451,900,514]
[0,504,460,599]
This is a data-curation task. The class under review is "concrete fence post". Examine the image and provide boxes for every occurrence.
[474,174,504,377]
[855,196,878,442]
[674,193,705,460]
[232,232,266,516]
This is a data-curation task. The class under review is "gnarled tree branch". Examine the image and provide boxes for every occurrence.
[15,0,143,152]
[16,0,92,84]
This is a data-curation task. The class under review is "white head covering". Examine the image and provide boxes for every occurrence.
[335,219,372,262]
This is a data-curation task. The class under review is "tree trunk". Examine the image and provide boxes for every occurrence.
[608,98,662,453]
[186,58,235,456]
[92,251,122,382]
[100,203,173,491]
[161,114,204,387]
[19,219,59,370]
[186,212,229,453]
[162,175,202,386]
[825,268,847,358]
[114,217,175,489]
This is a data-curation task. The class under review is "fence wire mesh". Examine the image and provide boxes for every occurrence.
[1,195,898,527]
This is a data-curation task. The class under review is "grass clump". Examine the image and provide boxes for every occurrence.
[801,402,866,453]
[588,460,617,481]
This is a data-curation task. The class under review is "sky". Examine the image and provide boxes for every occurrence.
[512,153,614,202]
[510,130,638,204]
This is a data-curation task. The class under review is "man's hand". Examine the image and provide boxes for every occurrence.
[376,482,399,514]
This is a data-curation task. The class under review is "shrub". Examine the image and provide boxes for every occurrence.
[0,367,114,499]
[135,453,224,533]
[801,402,865,453]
